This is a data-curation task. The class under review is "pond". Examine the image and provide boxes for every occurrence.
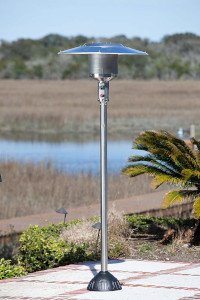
[0,139,145,174]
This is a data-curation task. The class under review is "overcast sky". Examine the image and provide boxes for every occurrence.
[1,0,199,42]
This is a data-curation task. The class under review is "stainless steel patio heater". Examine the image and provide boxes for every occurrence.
[58,43,148,291]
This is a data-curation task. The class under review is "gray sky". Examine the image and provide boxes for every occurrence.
[1,0,199,42]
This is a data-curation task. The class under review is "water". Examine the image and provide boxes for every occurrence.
[0,139,146,174]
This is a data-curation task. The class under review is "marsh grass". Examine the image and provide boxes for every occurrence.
[0,80,200,138]
[59,207,131,258]
[0,79,198,219]
[0,160,154,220]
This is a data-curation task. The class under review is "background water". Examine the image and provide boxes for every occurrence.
[0,139,146,174]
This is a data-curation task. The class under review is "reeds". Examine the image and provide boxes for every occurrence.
[0,160,154,220]
[0,80,200,137]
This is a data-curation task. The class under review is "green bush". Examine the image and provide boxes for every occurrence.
[17,224,94,273]
[0,258,27,279]
[108,239,130,259]
[126,215,195,232]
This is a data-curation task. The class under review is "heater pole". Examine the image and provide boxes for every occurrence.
[87,80,121,291]
[99,81,108,272]
[59,43,147,292]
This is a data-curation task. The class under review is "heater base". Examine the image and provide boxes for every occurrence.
[87,271,122,291]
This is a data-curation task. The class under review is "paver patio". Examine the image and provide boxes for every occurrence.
[1,259,200,300]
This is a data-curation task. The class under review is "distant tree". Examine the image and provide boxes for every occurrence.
[13,58,27,79]
[163,32,200,44]
[62,63,80,79]
[0,33,200,79]
[41,34,69,47]
[169,59,190,79]
[72,35,88,45]
[33,65,43,79]
[110,35,128,44]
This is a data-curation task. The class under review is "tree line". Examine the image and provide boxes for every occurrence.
[0,33,200,80]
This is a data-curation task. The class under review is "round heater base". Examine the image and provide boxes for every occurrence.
[87,271,122,291]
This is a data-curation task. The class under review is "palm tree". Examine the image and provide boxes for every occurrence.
[122,130,200,244]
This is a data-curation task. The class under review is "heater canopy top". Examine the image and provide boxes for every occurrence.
[58,43,148,55]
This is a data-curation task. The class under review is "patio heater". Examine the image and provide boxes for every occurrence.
[58,43,148,291]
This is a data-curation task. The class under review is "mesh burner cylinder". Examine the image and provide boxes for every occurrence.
[88,54,118,81]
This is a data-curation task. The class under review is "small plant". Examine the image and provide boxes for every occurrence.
[17,224,94,273]
[137,249,145,255]
[108,239,130,258]
[0,258,27,279]
[142,243,153,251]
[137,243,154,254]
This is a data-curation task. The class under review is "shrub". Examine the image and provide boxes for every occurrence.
[0,258,27,279]
[126,215,195,232]
[17,224,93,273]
[108,239,130,259]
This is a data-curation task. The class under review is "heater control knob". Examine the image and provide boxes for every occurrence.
[98,82,109,102]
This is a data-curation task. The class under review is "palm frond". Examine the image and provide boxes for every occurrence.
[182,169,200,181]
[149,148,182,174]
[191,138,200,167]
[122,165,146,177]
[193,196,200,219]
[128,155,153,163]
[127,155,181,177]
[135,130,198,171]
[162,130,198,167]
[133,143,148,151]
[135,131,172,153]
[151,175,190,189]
[165,141,195,170]
[162,189,199,209]
[122,164,180,179]
[156,130,198,170]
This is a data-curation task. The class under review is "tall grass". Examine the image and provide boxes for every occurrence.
[0,80,200,138]
[0,160,155,220]
[0,79,196,219]
[59,207,131,258]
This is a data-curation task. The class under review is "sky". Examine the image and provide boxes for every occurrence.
[0,0,200,42]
